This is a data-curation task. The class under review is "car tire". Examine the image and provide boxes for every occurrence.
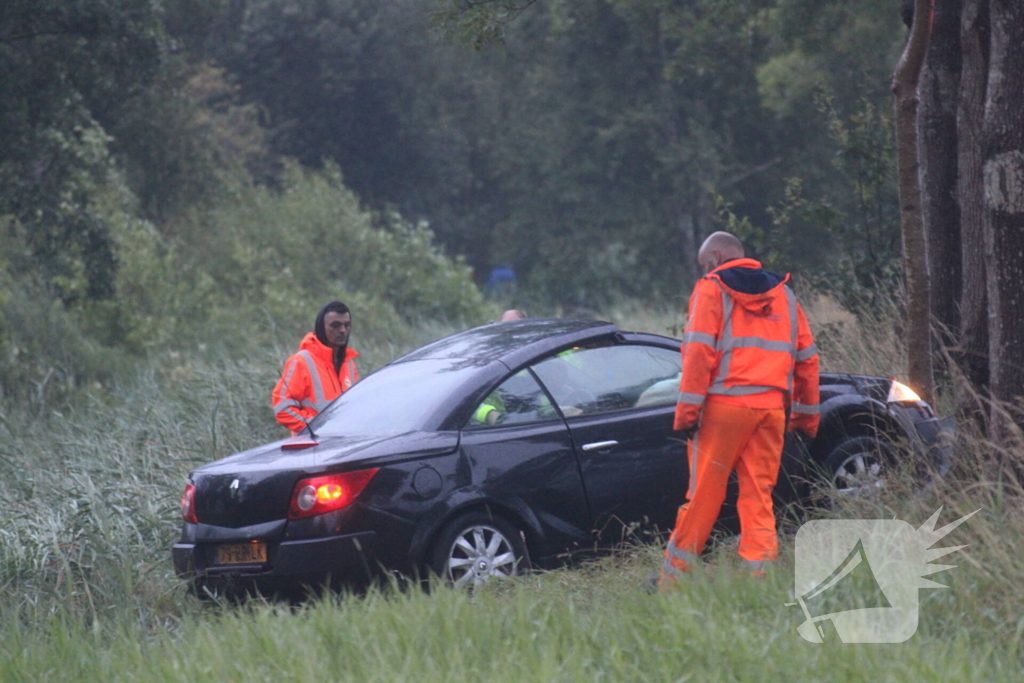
[823,435,892,495]
[430,510,531,590]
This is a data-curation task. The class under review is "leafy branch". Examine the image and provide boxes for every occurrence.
[431,0,542,49]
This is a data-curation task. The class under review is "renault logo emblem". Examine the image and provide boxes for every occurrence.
[229,479,240,496]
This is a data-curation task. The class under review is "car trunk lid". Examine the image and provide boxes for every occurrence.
[190,431,458,528]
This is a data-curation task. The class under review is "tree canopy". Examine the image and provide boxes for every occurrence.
[8,0,1021,432]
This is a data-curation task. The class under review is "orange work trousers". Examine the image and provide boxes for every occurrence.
[661,400,786,583]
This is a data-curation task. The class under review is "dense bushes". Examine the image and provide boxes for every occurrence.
[0,163,493,412]
[173,163,488,329]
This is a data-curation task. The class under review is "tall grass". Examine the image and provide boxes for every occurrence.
[2,301,1023,681]
[0,319,467,623]
[2,549,1020,681]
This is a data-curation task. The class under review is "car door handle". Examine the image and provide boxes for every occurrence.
[581,440,619,452]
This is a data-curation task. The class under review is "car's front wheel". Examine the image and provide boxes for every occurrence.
[824,435,892,495]
[430,511,530,590]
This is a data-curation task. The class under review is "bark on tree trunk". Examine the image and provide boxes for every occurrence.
[983,0,1024,442]
[892,0,936,404]
[919,0,962,350]
[955,0,989,425]
[678,210,699,285]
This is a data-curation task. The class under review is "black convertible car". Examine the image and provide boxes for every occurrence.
[173,319,951,595]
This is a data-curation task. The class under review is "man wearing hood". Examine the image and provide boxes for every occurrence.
[272,301,360,434]
[660,232,819,585]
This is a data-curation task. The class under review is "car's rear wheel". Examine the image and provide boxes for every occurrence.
[430,511,530,590]
[824,435,892,495]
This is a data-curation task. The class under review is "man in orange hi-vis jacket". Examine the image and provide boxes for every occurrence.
[272,301,360,434]
[660,232,819,585]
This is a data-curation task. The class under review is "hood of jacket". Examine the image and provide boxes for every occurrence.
[297,332,359,367]
[707,258,790,318]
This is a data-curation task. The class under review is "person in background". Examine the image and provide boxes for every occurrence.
[485,264,517,296]
[271,301,359,434]
[500,309,527,322]
[660,232,819,584]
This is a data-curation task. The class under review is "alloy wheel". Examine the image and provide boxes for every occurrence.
[832,451,884,494]
[445,524,519,589]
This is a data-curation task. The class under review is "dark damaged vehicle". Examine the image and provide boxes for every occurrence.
[173,319,951,595]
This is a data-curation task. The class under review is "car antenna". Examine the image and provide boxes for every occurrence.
[283,414,320,451]
[301,413,318,440]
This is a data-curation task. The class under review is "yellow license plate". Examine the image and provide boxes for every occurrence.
[216,542,267,565]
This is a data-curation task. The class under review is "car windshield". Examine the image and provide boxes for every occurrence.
[309,359,481,436]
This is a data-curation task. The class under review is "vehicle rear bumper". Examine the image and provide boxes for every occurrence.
[173,530,379,595]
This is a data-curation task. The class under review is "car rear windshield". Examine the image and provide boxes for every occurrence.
[309,359,481,436]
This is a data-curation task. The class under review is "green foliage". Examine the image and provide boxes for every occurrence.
[111,62,275,222]
[0,0,166,302]
[0,269,127,413]
[432,0,542,49]
[1,163,491,408]
[713,91,901,315]
[756,0,903,120]
[756,49,825,118]
[0,0,910,399]
[771,96,902,310]
[713,191,797,274]
[172,163,490,333]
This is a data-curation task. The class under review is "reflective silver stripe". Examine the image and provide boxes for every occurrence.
[662,559,685,579]
[682,331,716,347]
[298,351,327,409]
[708,384,780,396]
[688,430,700,498]
[285,407,306,424]
[786,286,798,395]
[791,402,819,415]
[298,398,329,410]
[710,282,734,393]
[727,337,794,353]
[706,280,797,397]
[795,343,818,361]
[666,543,699,567]
[345,360,357,384]
[274,356,301,408]
[678,391,706,406]
[298,396,332,411]
[273,398,300,412]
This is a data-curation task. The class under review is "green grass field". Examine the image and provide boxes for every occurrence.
[2,304,1022,682]
[2,542,1021,682]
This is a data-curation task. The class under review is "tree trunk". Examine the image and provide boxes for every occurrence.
[983,0,1024,442]
[891,0,936,404]
[677,209,699,284]
[955,0,989,425]
[919,0,962,350]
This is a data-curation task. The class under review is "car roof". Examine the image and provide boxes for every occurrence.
[392,318,620,370]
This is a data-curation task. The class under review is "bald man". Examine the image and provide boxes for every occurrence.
[660,232,820,584]
[499,309,527,322]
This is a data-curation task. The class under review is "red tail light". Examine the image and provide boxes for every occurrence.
[287,469,379,520]
[181,483,198,524]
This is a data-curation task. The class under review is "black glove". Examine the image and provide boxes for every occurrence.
[677,426,697,441]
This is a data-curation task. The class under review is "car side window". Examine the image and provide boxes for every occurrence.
[531,344,681,417]
[464,369,560,429]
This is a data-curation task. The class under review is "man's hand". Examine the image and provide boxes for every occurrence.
[787,416,818,440]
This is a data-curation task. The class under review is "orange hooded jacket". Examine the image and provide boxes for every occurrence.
[674,258,819,437]
[272,333,359,433]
